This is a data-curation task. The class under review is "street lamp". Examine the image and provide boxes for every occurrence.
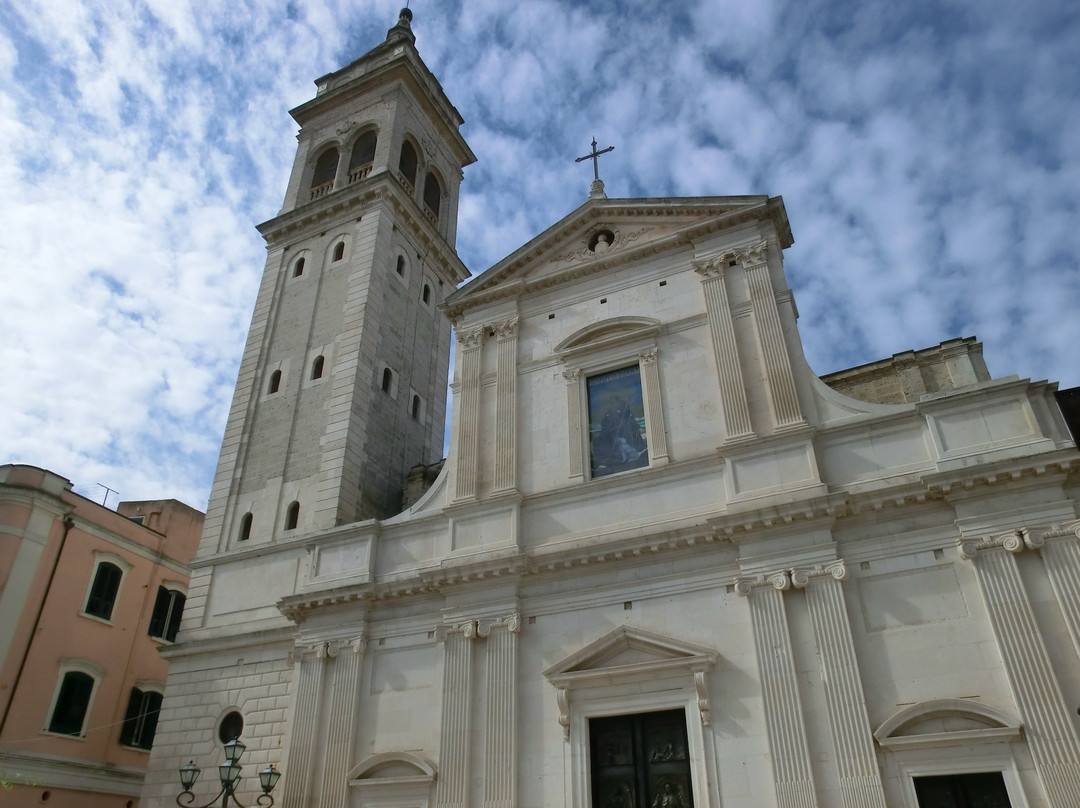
[177,736,281,807]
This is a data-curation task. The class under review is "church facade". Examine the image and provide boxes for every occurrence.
[141,11,1080,808]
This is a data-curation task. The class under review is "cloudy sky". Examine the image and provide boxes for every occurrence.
[1,0,1077,510]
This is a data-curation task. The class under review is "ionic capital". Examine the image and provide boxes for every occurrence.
[790,560,847,588]
[435,619,478,643]
[959,529,1041,561]
[1042,519,1080,542]
[477,612,522,637]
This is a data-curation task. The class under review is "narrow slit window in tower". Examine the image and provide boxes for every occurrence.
[333,241,345,262]
[268,370,282,394]
[293,257,305,277]
[238,512,252,541]
[311,355,324,380]
[285,501,299,531]
[381,367,394,393]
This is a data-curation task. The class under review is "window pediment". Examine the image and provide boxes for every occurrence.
[874,699,1021,749]
[554,317,661,360]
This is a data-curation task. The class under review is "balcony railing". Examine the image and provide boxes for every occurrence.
[349,163,373,184]
[310,180,334,200]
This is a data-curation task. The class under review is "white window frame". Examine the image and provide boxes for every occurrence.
[120,680,165,751]
[79,551,131,625]
[148,579,188,643]
[43,659,105,739]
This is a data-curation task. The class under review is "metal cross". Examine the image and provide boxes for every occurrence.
[575,138,614,181]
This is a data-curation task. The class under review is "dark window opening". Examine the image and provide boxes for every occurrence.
[332,241,345,262]
[422,284,431,304]
[381,367,393,393]
[148,587,186,642]
[411,395,421,420]
[423,171,441,217]
[396,255,405,276]
[120,688,163,750]
[48,672,95,736]
[311,147,338,191]
[350,131,377,170]
[590,709,694,808]
[268,369,282,394]
[311,355,325,380]
[218,711,244,744]
[285,501,299,531]
[399,141,418,187]
[85,562,122,620]
[293,257,305,277]
[914,772,1012,807]
[239,512,252,542]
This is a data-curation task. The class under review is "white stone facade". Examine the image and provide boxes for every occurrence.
[141,12,1080,808]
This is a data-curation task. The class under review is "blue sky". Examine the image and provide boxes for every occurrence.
[1,0,1077,509]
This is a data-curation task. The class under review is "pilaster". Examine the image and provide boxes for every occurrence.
[694,259,754,442]
[960,529,1080,804]
[793,561,886,808]
[734,572,816,808]
[318,635,368,808]
[435,620,478,808]
[454,329,484,502]
[740,241,805,430]
[639,348,669,465]
[563,368,584,481]
[281,642,328,808]
[492,319,519,494]
[1040,519,1080,660]
[478,613,521,808]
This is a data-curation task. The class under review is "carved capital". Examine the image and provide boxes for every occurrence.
[692,258,726,280]
[348,635,368,654]
[733,575,761,597]
[435,619,478,643]
[790,560,846,588]
[477,612,522,637]
[960,529,1040,561]
[768,570,793,590]
[1042,519,1080,543]
[490,317,519,339]
[562,367,582,384]
[639,347,659,364]
[457,328,485,349]
[736,240,769,269]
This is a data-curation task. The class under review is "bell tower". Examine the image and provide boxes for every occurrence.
[200,8,475,554]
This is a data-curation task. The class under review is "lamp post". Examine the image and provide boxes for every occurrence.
[177,737,282,807]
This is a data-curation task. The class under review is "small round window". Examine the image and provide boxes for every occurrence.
[218,711,244,744]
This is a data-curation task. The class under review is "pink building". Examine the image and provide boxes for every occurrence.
[0,465,203,807]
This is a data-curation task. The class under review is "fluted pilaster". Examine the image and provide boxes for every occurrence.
[961,530,1080,804]
[493,319,519,494]
[318,636,367,807]
[740,242,804,430]
[694,259,754,441]
[479,614,521,808]
[735,572,816,808]
[281,643,327,808]
[435,621,477,808]
[563,368,584,480]
[454,329,484,501]
[795,562,886,808]
[1041,520,1080,660]
[639,348,669,465]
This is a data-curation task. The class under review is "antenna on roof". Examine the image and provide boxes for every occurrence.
[96,483,119,508]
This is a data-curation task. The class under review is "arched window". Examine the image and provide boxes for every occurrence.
[350,130,377,174]
[310,147,339,195]
[396,255,405,276]
[268,370,282,394]
[422,283,431,304]
[48,671,96,736]
[381,367,393,393]
[293,257,305,277]
[333,241,345,262]
[423,171,442,217]
[411,394,421,420]
[84,562,123,620]
[399,140,418,187]
[311,355,324,380]
[148,586,186,642]
[238,512,253,542]
[285,501,300,531]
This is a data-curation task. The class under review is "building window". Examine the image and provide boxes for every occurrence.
[332,241,345,262]
[219,711,244,744]
[238,512,253,542]
[423,171,441,217]
[411,394,422,420]
[310,147,338,196]
[293,257,305,277]
[311,355,325,380]
[913,772,1011,807]
[120,688,163,750]
[399,140,418,188]
[47,671,96,736]
[587,365,649,478]
[396,255,406,276]
[422,283,431,304]
[148,587,186,643]
[84,561,123,620]
[381,367,394,394]
[590,710,694,808]
[350,130,377,177]
[268,369,282,394]
[285,501,300,531]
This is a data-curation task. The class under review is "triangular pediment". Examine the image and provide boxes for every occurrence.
[543,626,717,685]
[445,195,789,317]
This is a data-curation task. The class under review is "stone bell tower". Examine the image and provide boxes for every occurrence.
[197,8,475,558]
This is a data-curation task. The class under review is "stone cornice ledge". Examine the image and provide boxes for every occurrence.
[158,625,297,659]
